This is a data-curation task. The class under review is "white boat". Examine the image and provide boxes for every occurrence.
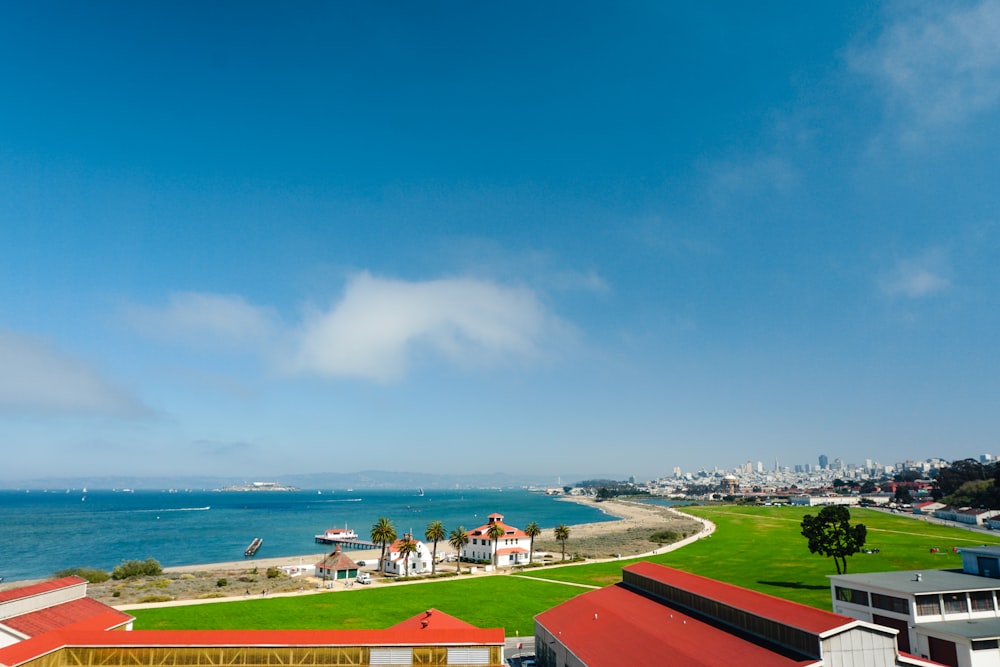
[314,526,360,544]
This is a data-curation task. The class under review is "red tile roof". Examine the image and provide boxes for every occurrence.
[467,521,527,539]
[1,597,132,637]
[624,562,852,635]
[388,609,476,631]
[495,547,528,555]
[0,577,86,604]
[536,584,814,667]
[315,550,358,571]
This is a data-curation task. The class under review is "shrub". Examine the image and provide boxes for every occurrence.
[111,591,121,598]
[138,595,173,603]
[112,558,163,580]
[266,567,281,579]
[54,567,111,583]
[180,573,196,580]
[649,530,681,544]
[216,578,228,587]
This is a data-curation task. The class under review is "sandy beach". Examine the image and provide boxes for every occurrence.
[78,497,709,608]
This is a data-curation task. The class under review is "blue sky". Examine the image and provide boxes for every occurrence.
[2,2,999,482]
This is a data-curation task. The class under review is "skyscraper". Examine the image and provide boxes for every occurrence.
[819,454,829,470]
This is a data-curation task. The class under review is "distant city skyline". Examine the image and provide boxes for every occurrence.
[3,3,1000,481]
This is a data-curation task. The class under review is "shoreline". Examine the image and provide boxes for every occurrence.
[1,498,714,604]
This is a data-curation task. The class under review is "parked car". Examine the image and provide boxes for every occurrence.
[356,572,371,584]
[355,560,366,567]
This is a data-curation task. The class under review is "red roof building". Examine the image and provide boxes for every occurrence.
[0,577,132,650]
[535,562,944,667]
[463,513,532,568]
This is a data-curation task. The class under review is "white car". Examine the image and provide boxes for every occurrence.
[356,572,371,584]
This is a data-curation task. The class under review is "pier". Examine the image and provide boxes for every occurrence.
[244,537,263,557]
[314,536,378,549]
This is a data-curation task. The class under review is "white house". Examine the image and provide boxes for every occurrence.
[830,545,1000,666]
[383,533,433,576]
[462,512,531,567]
[933,506,1000,526]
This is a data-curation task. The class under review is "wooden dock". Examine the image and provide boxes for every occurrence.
[244,537,263,557]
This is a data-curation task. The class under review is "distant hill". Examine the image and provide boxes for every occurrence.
[0,469,593,491]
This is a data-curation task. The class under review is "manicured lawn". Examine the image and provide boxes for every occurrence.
[131,575,584,636]
[132,505,1000,631]
[516,505,1000,608]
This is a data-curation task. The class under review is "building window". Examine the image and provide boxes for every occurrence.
[972,640,1000,650]
[835,587,870,606]
[970,591,995,612]
[943,593,968,614]
[916,595,940,616]
[871,593,909,614]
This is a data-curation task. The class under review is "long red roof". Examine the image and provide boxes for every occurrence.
[1,597,132,637]
[536,584,815,667]
[0,577,86,604]
[624,562,852,635]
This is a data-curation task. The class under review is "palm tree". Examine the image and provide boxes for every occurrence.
[397,535,417,576]
[524,521,541,564]
[487,521,505,570]
[370,517,396,576]
[448,526,469,574]
[425,520,446,575]
[554,523,570,561]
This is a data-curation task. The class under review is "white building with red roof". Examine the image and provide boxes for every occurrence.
[383,534,433,576]
[535,562,943,667]
[463,513,531,568]
[0,577,132,650]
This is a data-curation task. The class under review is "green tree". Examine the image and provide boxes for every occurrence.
[487,521,505,570]
[554,524,570,561]
[397,535,417,576]
[425,520,446,575]
[448,526,469,574]
[800,505,867,574]
[370,517,397,576]
[524,521,541,564]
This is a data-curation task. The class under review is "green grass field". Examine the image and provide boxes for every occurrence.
[131,505,1000,633]
[131,575,581,637]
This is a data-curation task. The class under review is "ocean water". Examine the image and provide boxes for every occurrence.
[0,488,614,583]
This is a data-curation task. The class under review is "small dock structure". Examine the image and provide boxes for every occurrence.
[244,537,263,557]
[314,526,376,549]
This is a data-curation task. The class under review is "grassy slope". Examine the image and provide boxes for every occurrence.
[517,505,1000,607]
[132,575,583,636]
[132,505,1000,631]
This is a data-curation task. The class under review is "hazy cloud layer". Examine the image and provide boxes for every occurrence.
[878,253,951,298]
[127,273,568,383]
[0,328,149,417]
[851,1,1000,138]
[294,273,560,382]
[123,292,279,348]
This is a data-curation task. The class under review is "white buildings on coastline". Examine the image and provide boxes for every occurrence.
[461,513,532,567]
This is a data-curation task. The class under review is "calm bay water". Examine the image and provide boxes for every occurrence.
[0,488,613,583]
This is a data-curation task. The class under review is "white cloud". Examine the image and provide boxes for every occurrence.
[851,1,1000,138]
[293,272,563,382]
[0,328,149,417]
[878,253,951,298]
[123,292,279,348]
[708,155,799,201]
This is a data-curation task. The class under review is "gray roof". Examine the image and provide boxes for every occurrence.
[832,569,1000,595]
[961,545,1000,558]
[918,618,1000,641]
